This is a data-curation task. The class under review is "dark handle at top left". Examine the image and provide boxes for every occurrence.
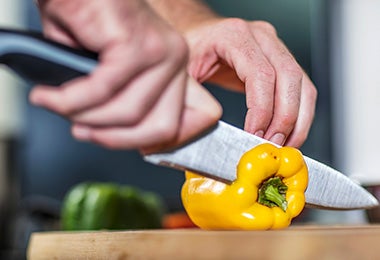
[0,28,98,86]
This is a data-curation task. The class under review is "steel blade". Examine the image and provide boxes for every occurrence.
[144,121,378,209]
[303,156,378,209]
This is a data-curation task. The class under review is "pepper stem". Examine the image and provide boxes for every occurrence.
[258,177,288,212]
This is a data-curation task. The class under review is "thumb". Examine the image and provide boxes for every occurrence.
[183,77,223,126]
[141,77,222,154]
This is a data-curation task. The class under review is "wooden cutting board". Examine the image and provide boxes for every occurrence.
[27,225,380,260]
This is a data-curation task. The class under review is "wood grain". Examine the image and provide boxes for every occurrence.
[27,225,380,260]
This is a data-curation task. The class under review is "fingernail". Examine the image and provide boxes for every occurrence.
[254,130,264,138]
[270,133,285,145]
[72,125,91,141]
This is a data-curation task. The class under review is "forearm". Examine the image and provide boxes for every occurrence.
[146,0,219,33]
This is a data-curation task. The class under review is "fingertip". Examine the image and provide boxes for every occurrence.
[72,124,91,141]
[268,132,286,146]
[254,130,264,138]
[244,108,271,136]
[284,126,309,148]
[29,86,49,106]
[29,86,63,110]
[186,77,223,122]
[29,91,42,106]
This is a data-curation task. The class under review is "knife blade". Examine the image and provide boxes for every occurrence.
[0,28,377,210]
[145,121,379,209]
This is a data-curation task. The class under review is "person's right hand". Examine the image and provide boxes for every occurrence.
[183,18,317,148]
[30,0,222,152]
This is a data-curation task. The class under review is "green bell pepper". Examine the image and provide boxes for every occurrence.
[61,182,165,231]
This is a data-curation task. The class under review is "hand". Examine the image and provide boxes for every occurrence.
[30,0,222,151]
[184,18,317,148]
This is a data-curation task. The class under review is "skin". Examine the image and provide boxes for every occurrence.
[148,0,318,148]
[31,0,317,151]
[30,0,222,152]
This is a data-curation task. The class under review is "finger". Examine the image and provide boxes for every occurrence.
[211,24,276,137]
[71,71,188,149]
[29,42,161,116]
[70,59,185,126]
[253,24,304,145]
[205,63,245,92]
[39,15,80,48]
[72,77,222,152]
[241,49,276,138]
[141,78,222,153]
[284,74,317,148]
[69,33,188,126]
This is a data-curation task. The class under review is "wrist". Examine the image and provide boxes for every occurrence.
[147,0,220,33]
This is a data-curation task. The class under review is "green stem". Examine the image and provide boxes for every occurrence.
[258,177,288,212]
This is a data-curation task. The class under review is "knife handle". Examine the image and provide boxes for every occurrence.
[0,28,98,85]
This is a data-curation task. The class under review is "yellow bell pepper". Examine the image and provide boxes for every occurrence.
[181,143,308,230]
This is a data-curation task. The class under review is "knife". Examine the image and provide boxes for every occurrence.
[0,28,97,85]
[145,121,379,210]
[0,28,377,210]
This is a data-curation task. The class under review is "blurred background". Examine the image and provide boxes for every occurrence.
[0,0,379,258]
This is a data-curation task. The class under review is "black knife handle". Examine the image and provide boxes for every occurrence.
[0,28,98,85]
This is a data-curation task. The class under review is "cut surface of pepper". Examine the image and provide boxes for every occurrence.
[181,143,308,230]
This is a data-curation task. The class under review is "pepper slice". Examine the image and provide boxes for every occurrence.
[181,143,308,230]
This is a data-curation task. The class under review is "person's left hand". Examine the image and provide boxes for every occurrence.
[184,18,317,148]
[30,0,222,152]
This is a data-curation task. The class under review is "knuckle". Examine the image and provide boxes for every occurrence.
[282,63,303,82]
[255,64,276,85]
[223,18,251,34]
[254,20,277,35]
[247,106,273,128]
[141,31,168,61]
[276,113,297,130]
[142,30,189,67]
